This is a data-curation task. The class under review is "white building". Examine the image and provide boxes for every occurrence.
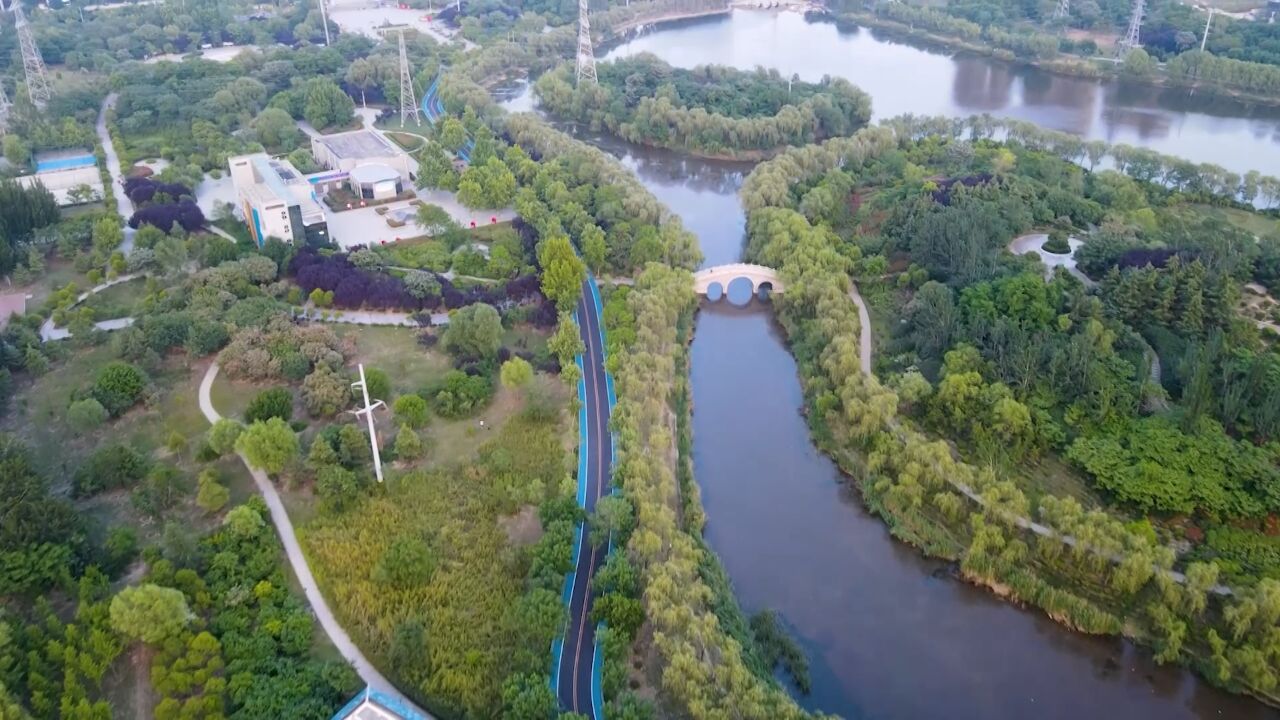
[310,130,413,200]
[227,153,329,246]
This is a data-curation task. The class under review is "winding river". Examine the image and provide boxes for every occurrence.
[504,9,1280,717]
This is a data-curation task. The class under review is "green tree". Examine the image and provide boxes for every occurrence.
[548,313,585,366]
[66,398,109,432]
[206,418,244,456]
[195,469,229,513]
[109,584,193,645]
[302,78,355,130]
[303,366,350,417]
[252,107,301,151]
[1122,48,1156,78]
[439,117,467,152]
[589,495,635,547]
[540,235,586,313]
[441,303,503,362]
[581,224,607,273]
[91,361,148,416]
[394,424,424,460]
[501,673,558,720]
[234,418,299,474]
[393,393,430,428]
[373,535,436,588]
[316,465,360,513]
[500,357,534,390]
[245,387,293,423]
[362,367,391,401]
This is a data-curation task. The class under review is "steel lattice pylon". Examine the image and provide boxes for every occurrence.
[13,5,50,108]
[575,0,596,85]
[1053,0,1070,20]
[1119,0,1144,54]
[398,31,421,127]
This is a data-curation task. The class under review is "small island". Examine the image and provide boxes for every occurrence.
[534,52,872,159]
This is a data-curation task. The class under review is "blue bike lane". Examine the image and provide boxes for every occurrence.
[552,275,617,719]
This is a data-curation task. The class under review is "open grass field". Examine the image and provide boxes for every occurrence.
[82,276,147,319]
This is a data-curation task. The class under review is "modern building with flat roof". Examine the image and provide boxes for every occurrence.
[310,129,413,199]
[228,153,329,246]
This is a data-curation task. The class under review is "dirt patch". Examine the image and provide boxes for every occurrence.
[499,504,543,546]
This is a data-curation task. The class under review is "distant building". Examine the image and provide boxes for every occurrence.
[331,687,429,720]
[310,130,413,200]
[228,153,329,246]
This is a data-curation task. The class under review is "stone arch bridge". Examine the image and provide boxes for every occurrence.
[691,263,784,297]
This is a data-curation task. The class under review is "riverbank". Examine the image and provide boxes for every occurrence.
[834,9,1280,110]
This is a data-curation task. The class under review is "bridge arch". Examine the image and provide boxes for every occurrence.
[692,263,784,299]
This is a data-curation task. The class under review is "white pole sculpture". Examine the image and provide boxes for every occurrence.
[350,364,386,483]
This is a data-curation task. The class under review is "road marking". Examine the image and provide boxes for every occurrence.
[569,281,609,716]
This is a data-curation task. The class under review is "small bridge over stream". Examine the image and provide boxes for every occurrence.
[692,263,784,297]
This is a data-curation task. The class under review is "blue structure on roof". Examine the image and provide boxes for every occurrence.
[331,686,429,720]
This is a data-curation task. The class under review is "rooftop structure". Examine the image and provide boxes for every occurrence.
[331,687,429,720]
[228,153,329,246]
[311,129,413,181]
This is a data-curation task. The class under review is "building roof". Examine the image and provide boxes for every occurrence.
[315,130,399,160]
[349,163,401,185]
[231,153,326,225]
[332,688,428,720]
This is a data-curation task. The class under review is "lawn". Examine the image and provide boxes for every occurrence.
[334,324,451,395]
[18,256,93,312]
[82,276,148,319]
[0,347,255,542]
[383,131,425,151]
[1184,203,1280,238]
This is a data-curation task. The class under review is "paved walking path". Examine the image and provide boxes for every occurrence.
[846,276,1229,595]
[39,273,143,341]
[197,362,434,717]
[293,307,449,326]
[98,94,137,255]
[848,279,872,376]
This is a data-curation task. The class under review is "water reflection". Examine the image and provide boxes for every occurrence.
[603,9,1280,174]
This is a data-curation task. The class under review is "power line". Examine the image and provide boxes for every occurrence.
[1053,0,1069,21]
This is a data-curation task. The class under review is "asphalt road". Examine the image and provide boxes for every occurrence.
[556,278,613,719]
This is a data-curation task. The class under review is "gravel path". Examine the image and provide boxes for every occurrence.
[197,362,435,716]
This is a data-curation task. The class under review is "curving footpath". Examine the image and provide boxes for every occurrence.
[197,362,435,717]
[845,275,1231,595]
[555,277,614,719]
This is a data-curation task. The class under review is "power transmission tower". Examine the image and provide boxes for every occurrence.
[398,31,421,127]
[575,0,596,85]
[1053,0,1070,21]
[14,5,51,108]
[349,364,387,484]
[1119,0,1144,55]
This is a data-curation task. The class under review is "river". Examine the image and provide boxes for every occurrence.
[501,9,1280,717]
[607,9,1280,177]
